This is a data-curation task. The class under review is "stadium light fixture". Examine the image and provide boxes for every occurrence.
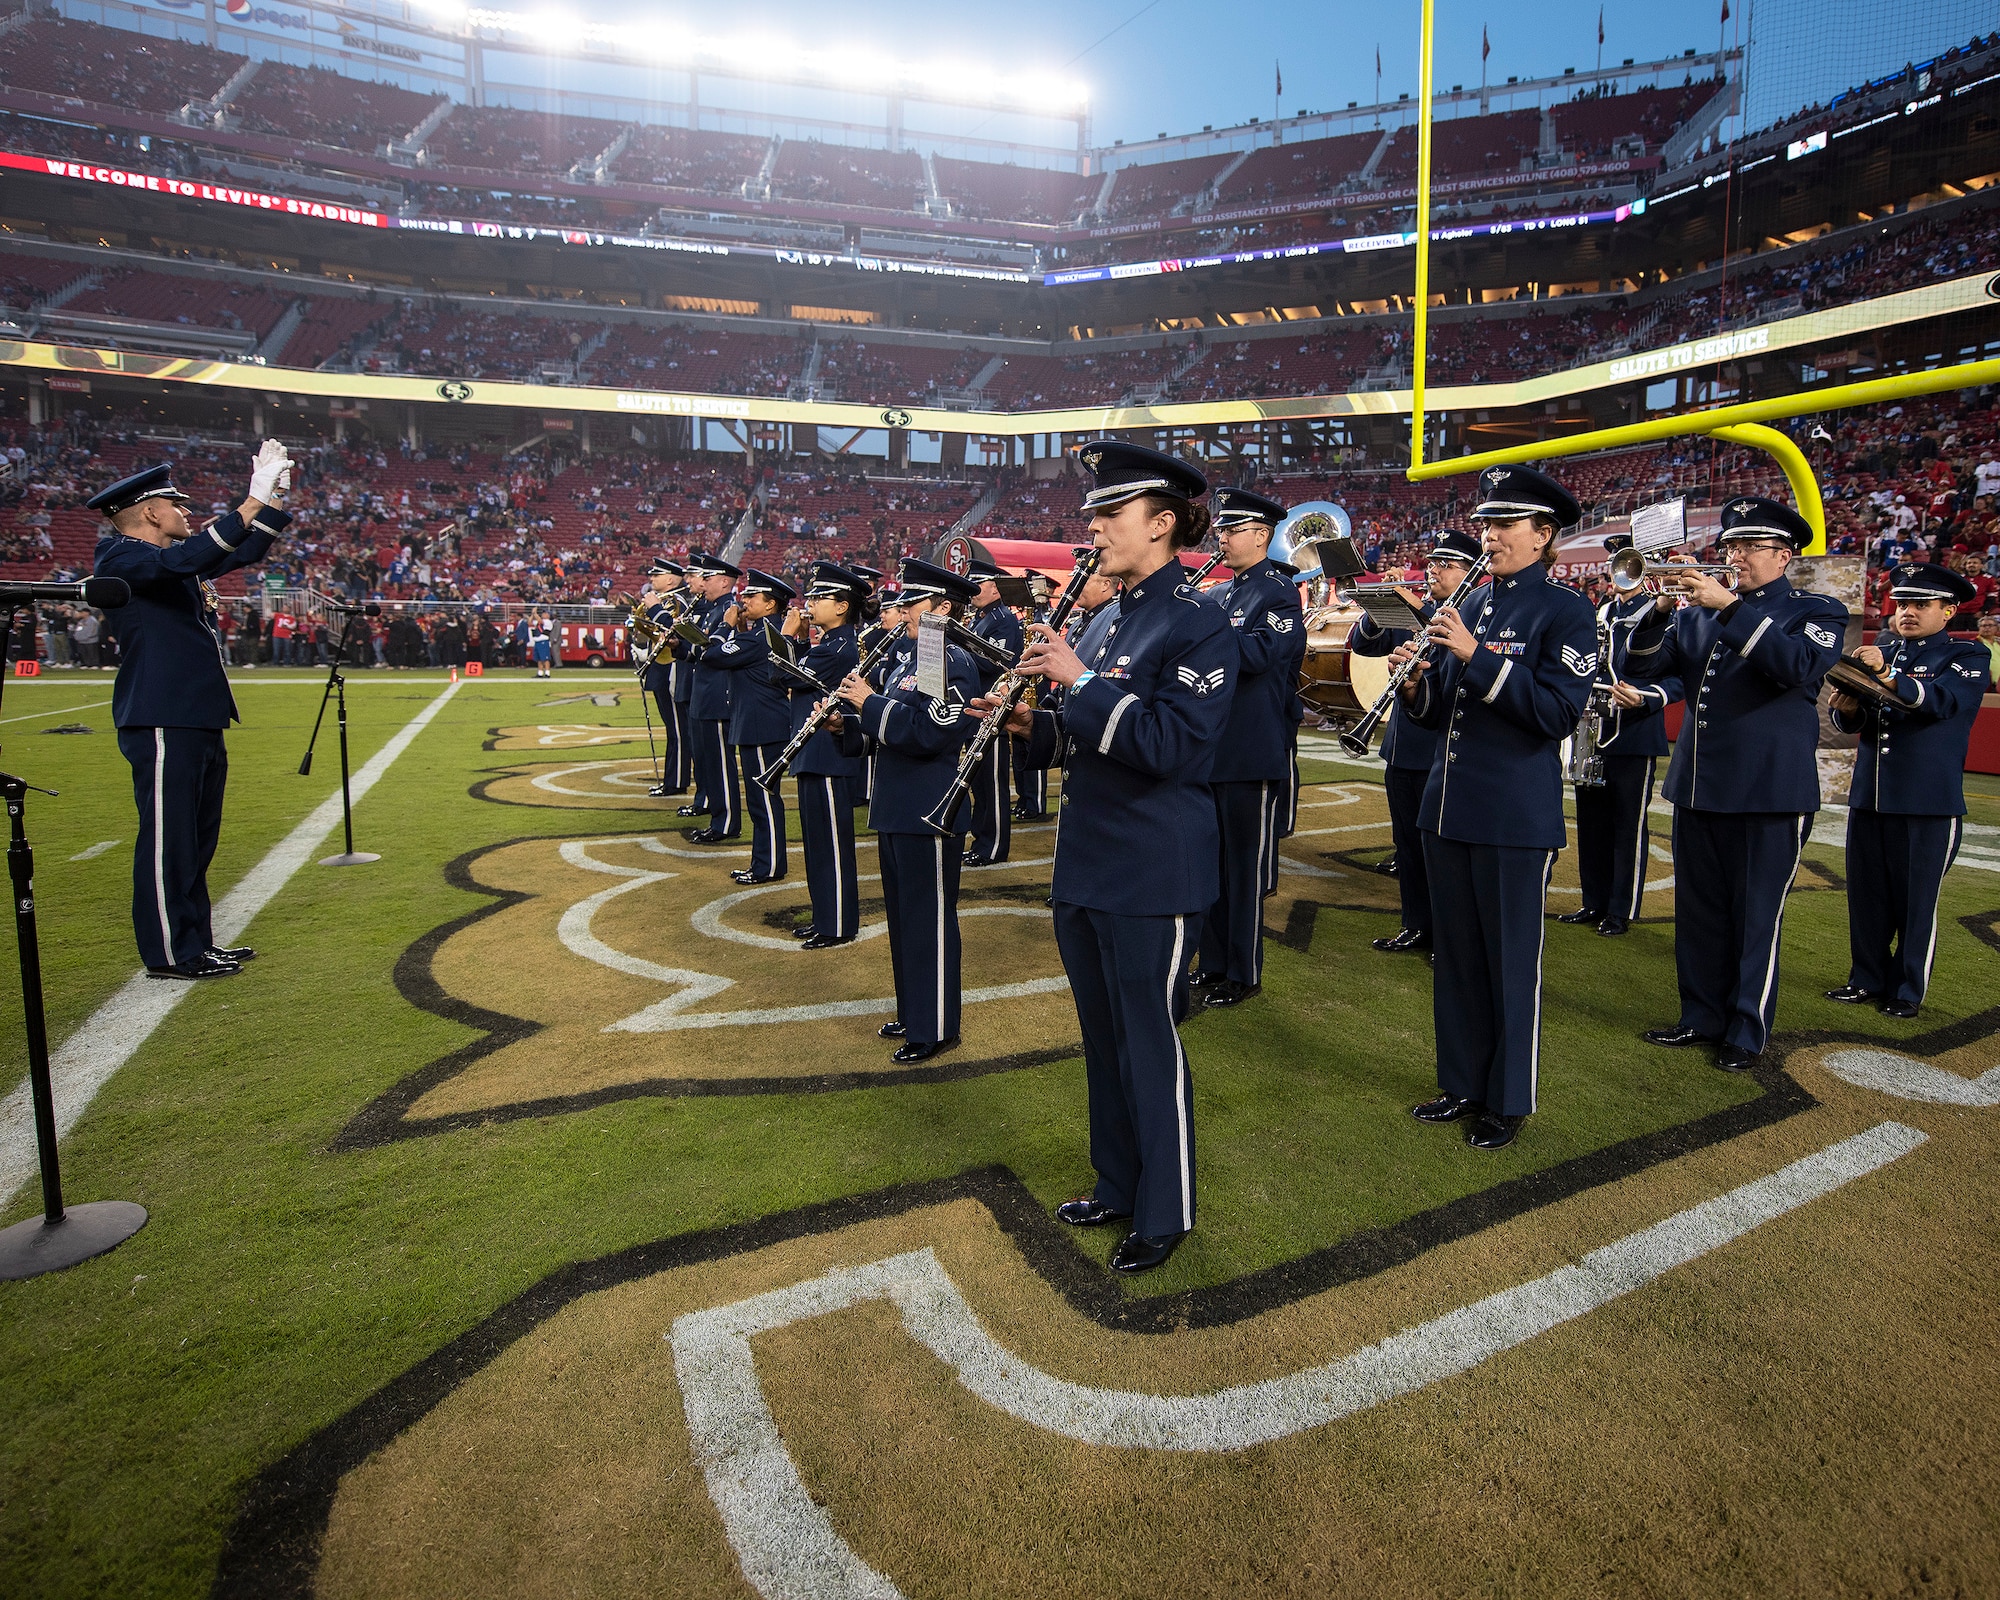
[418,5,1088,110]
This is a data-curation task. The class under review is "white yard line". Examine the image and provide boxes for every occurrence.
[0,700,110,724]
[0,680,465,1208]
[672,1123,1925,1600]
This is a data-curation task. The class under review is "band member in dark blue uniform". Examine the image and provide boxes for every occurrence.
[834,559,982,1062]
[1350,528,1481,953]
[684,553,742,842]
[702,568,797,883]
[91,448,290,978]
[1559,533,1682,936]
[1394,465,1599,1150]
[1623,496,1847,1071]
[1826,563,1992,1018]
[789,562,867,948]
[1195,486,1306,1007]
[639,556,692,798]
[986,442,1239,1274]
[963,557,1023,866]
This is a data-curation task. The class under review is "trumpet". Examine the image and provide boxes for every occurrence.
[923,550,1101,837]
[1608,549,1739,595]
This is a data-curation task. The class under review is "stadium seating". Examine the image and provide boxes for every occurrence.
[0,249,91,312]
[578,325,810,395]
[932,157,1095,225]
[608,126,767,194]
[814,339,987,405]
[1211,131,1384,205]
[1375,108,1542,182]
[1550,80,1726,161]
[276,295,398,370]
[1101,154,1233,220]
[381,305,584,379]
[769,141,924,210]
[0,18,237,116]
[231,64,443,149]
[424,105,626,175]
[62,269,293,341]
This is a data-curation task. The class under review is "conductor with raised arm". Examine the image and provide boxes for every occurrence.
[91,444,292,979]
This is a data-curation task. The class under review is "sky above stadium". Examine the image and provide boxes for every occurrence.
[618,0,1992,151]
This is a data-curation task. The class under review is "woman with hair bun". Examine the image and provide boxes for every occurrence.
[978,440,1239,1275]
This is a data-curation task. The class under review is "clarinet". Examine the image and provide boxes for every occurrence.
[922,550,1102,837]
[750,625,905,793]
[1336,552,1492,758]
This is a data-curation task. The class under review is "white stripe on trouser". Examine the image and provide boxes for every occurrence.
[1252,782,1271,980]
[753,749,778,865]
[1529,850,1554,1113]
[1167,914,1192,1230]
[824,778,843,933]
[1625,758,1656,922]
[933,836,946,1039]
[715,724,734,831]
[1752,817,1811,1047]
[151,729,174,962]
[1918,817,1963,999]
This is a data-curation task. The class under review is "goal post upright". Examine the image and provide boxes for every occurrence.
[1408,0,1437,473]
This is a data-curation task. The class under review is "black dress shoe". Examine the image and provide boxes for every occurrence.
[148,954,241,980]
[1017,811,1051,823]
[1595,918,1628,937]
[791,926,817,940]
[676,804,702,817]
[962,853,995,868]
[1056,1197,1131,1228]
[1555,908,1604,925]
[1371,927,1431,953]
[1644,1025,1711,1048]
[877,1021,906,1039]
[1878,999,1920,1019]
[1824,984,1877,1004]
[1714,1044,1759,1073]
[890,1037,958,1064]
[650,785,688,797]
[800,933,853,950]
[730,869,785,885]
[1373,855,1399,877]
[208,944,256,963]
[1465,1112,1524,1150]
[1412,1093,1481,1123]
[1186,969,1223,990]
[1110,1230,1188,1274]
[1202,980,1260,1008]
[685,828,716,843]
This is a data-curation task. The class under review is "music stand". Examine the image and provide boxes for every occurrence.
[300,608,380,866]
[0,602,147,1279]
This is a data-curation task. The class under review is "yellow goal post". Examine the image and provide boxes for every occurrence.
[1399,0,2000,558]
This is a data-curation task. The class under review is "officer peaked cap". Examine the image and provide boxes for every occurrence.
[685,551,741,578]
[1429,528,1484,564]
[86,462,192,517]
[1470,463,1581,529]
[739,567,797,604]
[1077,440,1207,513]
[897,557,980,604]
[1887,562,1975,605]
[1717,496,1814,550]
[1211,486,1287,528]
[648,556,685,576]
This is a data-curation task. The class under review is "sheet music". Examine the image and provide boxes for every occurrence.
[915,612,948,701]
[1349,584,1425,634]
[1630,497,1687,555]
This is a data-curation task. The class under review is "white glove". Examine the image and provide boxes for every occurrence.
[248,439,291,505]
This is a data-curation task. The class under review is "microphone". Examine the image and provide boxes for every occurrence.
[0,576,132,608]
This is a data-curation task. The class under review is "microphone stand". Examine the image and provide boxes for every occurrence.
[0,603,148,1279]
[300,609,379,866]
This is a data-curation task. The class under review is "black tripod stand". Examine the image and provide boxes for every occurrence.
[300,608,379,867]
[0,603,147,1279]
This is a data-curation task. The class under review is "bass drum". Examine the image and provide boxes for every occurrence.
[1297,607,1389,723]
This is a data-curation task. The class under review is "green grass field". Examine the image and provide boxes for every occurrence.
[0,668,1995,1597]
